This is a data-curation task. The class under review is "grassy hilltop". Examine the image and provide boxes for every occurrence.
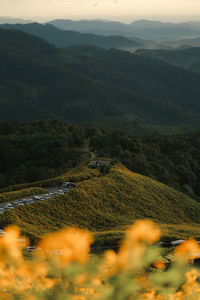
[1,121,200,201]
[1,162,200,245]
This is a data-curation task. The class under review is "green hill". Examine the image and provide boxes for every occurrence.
[1,29,200,127]
[159,37,200,49]
[0,23,141,49]
[91,130,200,201]
[1,121,200,201]
[1,163,200,244]
[137,47,200,72]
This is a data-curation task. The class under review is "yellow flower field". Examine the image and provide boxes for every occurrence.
[0,220,200,299]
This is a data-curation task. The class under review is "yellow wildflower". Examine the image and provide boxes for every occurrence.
[174,239,200,262]
[39,228,93,265]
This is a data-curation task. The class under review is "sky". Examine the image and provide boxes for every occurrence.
[1,0,200,22]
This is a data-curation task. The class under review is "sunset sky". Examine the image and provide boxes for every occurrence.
[1,0,200,22]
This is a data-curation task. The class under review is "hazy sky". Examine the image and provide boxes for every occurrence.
[1,0,200,22]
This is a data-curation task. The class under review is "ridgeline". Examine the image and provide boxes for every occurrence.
[1,162,200,246]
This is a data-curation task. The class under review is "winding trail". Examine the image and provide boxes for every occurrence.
[82,140,97,160]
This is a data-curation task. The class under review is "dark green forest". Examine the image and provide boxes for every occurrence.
[1,120,200,202]
[0,120,90,187]
[1,28,200,131]
[137,47,200,72]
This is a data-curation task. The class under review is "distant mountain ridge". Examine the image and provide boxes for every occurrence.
[2,18,200,41]
[158,37,200,49]
[0,23,141,49]
[137,47,200,72]
[0,16,32,24]
[48,19,200,41]
[1,28,200,128]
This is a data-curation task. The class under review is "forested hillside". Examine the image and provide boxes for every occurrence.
[137,47,200,72]
[1,29,200,129]
[0,120,91,187]
[1,120,200,202]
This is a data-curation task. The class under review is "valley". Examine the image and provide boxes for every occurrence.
[1,28,200,131]
[0,16,200,257]
[0,0,200,300]
[1,14,200,297]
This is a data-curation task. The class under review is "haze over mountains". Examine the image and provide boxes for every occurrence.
[1,28,200,129]
[137,47,200,72]
[2,16,200,42]
[1,15,200,249]
[1,17,200,131]
[0,17,32,24]
[0,23,141,49]
[48,19,200,41]
[158,36,200,49]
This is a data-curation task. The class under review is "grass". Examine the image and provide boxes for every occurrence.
[1,162,200,246]
[160,223,200,240]
[0,161,100,193]
[0,187,47,204]
[92,223,200,252]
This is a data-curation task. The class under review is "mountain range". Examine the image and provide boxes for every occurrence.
[158,37,200,49]
[2,17,200,42]
[1,21,200,245]
[1,28,200,129]
[48,19,200,41]
[0,23,141,49]
[0,17,32,24]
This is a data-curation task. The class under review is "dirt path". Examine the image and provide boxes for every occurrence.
[82,140,97,160]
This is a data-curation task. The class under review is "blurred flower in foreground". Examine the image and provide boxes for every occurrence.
[154,261,165,270]
[0,225,28,262]
[125,220,161,245]
[39,228,93,265]
[102,220,161,272]
[119,220,160,270]
[0,221,200,299]
[171,269,200,299]
[174,239,200,262]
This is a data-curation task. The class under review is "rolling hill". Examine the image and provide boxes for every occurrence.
[158,37,200,49]
[0,23,141,49]
[1,162,200,244]
[137,47,200,73]
[1,28,200,128]
[48,19,129,36]
[91,130,200,201]
[1,120,200,201]
[48,19,200,41]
